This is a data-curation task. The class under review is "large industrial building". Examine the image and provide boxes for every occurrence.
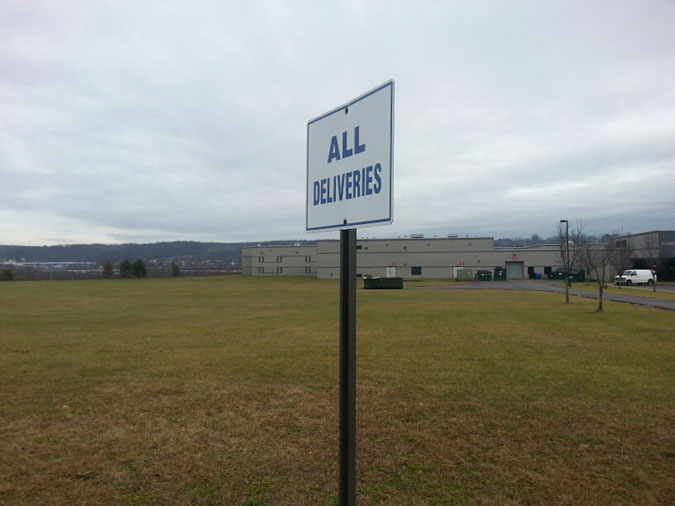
[241,230,675,281]
[242,236,564,280]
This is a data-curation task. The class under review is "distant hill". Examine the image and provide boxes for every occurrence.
[0,240,315,265]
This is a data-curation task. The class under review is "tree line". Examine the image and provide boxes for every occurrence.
[0,240,314,265]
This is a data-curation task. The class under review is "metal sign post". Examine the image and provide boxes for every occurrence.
[306,80,394,506]
[339,228,357,505]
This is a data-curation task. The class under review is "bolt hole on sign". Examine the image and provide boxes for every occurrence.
[306,80,394,232]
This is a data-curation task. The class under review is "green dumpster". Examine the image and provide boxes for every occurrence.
[493,267,507,281]
[547,269,566,280]
[363,277,403,289]
[570,269,585,282]
[476,270,492,281]
[547,269,584,282]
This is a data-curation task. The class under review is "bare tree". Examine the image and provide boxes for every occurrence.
[580,236,616,312]
[610,236,633,290]
[644,234,660,292]
[557,219,583,303]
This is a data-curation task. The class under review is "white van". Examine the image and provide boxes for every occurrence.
[615,269,656,286]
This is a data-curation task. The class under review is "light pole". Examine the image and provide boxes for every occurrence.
[560,219,569,289]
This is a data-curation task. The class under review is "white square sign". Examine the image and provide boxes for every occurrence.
[306,80,394,232]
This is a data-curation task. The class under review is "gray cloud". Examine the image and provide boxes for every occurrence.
[1,0,674,245]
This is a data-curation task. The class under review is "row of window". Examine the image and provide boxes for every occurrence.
[258,256,312,263]
[255,266,419,274]
[258,267,312,274]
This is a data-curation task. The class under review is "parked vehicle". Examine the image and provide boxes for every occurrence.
[615,269,656,286]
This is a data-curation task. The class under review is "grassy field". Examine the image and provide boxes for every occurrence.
[1,276,674,505]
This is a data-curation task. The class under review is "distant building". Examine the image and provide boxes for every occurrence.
[615,230,675,280]
[242,230,675,281]
[242,236,565,280]
[241,245,318,277]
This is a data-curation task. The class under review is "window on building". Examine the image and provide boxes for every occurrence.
[305,267,311,274]
[277,266,282,273]
[277,256,282,262]
[258,267,264,274]
[305,255,311,262]
[544,266,552,274]
[259,256,264,263]
[411,266,422,275]
[356,245,363,250]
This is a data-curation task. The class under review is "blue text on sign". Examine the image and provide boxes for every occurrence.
[313,164,382,205]
[327,126,366,163]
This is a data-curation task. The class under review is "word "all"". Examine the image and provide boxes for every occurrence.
[327,126,365,163]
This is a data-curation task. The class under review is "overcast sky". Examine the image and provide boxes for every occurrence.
[2,0,674,246]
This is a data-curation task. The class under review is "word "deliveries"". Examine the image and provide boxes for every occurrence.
[312,126,382,206]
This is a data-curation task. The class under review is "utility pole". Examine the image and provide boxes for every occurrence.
[560,219,569,303]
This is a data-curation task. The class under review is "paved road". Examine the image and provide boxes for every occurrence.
[407,280,675,311]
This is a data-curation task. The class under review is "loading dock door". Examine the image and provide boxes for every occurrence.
[505,261,524,280]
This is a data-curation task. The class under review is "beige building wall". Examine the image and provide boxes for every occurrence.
[241,231,674,280]
[241,245,318,276]
[313,238,563,279]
